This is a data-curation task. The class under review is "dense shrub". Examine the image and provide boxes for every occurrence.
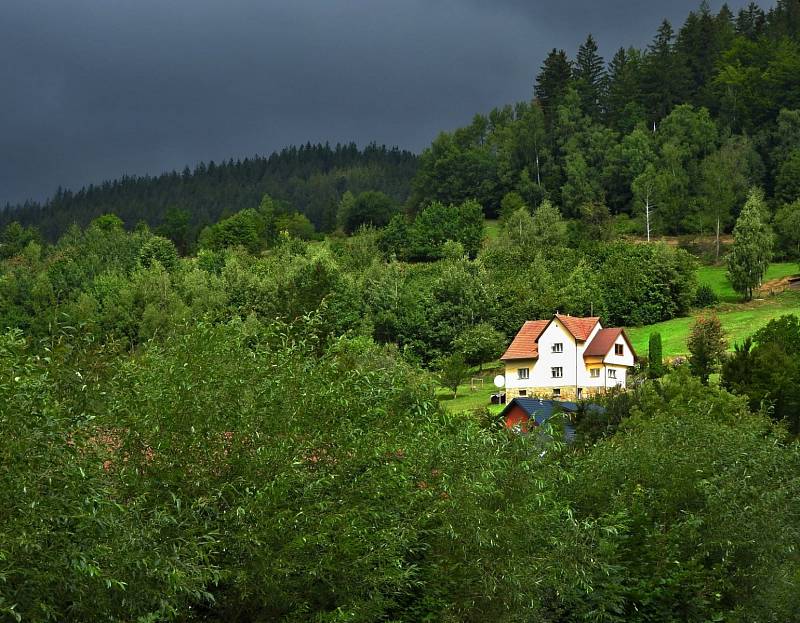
[598,242,698,326]
[694,283,719,307]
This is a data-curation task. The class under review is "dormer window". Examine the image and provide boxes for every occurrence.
[552,343,563,353]
[615,344,624,356]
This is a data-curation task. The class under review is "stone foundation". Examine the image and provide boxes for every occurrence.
[506,386,609,402]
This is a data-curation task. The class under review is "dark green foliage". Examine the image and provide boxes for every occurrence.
[599,242,698,326]
[535,48,574,123]
[573,34,606,120]
[1,143,417,241]
[774,199,800,258]
[0,221,41,259]
[452,322,506,371]
[198,208,267,254]
[156,206,192,254]
[648,332,664,378]
[338,190,398,234]
[687,313,727,384]
[641,20,690,123]
[722,314,800,433]
[775,149,800,204]
[566,368,800,622]
[693,283,719,307]
[382,200,484,261]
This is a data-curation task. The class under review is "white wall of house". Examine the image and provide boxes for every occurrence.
[531,319,578,389]
[505,359,538,391]
[503,319,635,396]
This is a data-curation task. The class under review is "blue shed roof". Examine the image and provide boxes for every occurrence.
[500,398,605,442]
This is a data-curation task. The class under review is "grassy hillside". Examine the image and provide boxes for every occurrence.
[697,262,798,303]
[628,290,800,358]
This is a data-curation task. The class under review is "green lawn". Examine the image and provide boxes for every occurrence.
[628,289,800,358]
[436,362,508,413]
[697,262,798,303]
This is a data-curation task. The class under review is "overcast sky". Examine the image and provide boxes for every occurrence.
[1,0,762,205]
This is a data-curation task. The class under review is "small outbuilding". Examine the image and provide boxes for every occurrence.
[499,397,605,441]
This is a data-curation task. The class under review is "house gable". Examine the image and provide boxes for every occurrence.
[584,328,637,363]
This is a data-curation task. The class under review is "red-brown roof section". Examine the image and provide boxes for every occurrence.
[583,328,622,357]
[583,327,637,360]
[500,320,549,361]
[554,314,600,342]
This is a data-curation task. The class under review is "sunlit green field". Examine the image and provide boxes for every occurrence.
[628,291,800,357]
[696,262,798,303]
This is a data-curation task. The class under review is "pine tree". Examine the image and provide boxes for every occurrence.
[605,47,644,132]
[535,49,573,125]
[573,34,607,120]
[736,2,767,38]
[677,1,726,106]
[726,189,774,301]
[641,20,690,124]
[767,0,800,38]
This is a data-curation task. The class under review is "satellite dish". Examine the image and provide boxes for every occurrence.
[493,374,505,388]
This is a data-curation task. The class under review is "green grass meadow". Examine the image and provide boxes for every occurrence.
[696,262,798,303]
[629,262,799,358]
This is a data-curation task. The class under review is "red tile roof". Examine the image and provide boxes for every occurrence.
[554,314,600,342]
[500,320,549,361]
[584,327,637,360]
[583,328,622,358]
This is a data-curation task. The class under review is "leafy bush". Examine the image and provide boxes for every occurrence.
[598,242,698,326]
[693,283,719,307]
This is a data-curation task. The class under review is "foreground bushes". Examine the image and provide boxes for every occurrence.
[2,324,799,621]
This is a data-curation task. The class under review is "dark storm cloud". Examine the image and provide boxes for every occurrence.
[1,0,758,205]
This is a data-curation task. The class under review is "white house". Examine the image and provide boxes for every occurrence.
[501,314,637,401]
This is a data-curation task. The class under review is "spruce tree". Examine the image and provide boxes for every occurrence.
[736,2,767,38]
[641,20,690,123]
[605,47,644,132]
[535,49,573,125]
[726,189,773,301]
[573,34,607,120]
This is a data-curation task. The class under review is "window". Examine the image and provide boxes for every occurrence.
[615,343,624,356]
[552,388,561,397]
[517,368,529,380]
[608,368,617,379]
[590,368,600,378]
[552,342,563,353]
[519,390,527,397]
[551,367,563,378]
[577,388,583,399]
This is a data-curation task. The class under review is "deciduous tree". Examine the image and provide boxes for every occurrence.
[726,188,773,300]
[687,313,727,384]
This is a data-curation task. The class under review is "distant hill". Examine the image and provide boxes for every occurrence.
[1,142,418,241]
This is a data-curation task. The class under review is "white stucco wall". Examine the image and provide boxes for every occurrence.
[504,319,637,397]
